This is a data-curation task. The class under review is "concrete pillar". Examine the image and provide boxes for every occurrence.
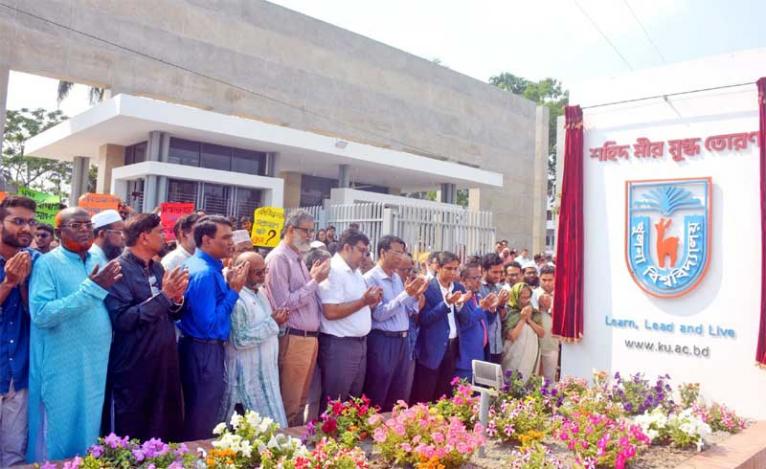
[69,156,90,207]
[468,188,481,211]
[142,175,158,213]
[531,105,550,254]
[95,144,125,193]
[265,152,277,177]
[0,66,9,191]
[440,183,456,204]
[280,171,302,208]
[147,131,163,162]
[338,164,350,188]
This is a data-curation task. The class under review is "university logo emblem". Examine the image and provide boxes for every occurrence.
[625,177,712,298]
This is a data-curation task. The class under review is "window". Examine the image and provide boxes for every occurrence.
[201,143,232,171]
[168,179,198,205]
[234,187,262,220]
[202,183,230,216]
[231,148,265,175]
[168,138,200,166]
[300,175,337,207]
[124,142,147,165]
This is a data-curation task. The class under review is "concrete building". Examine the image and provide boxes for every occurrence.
[0,0,548,250]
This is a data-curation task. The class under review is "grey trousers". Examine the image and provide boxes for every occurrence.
[0,382,28,468]
[318,334,367,403]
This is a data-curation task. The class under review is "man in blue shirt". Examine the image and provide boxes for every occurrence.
[179,215,248,440]
[363,236,426,411]
[0,196,39,466]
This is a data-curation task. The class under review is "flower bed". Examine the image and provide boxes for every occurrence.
[37,371,749,469]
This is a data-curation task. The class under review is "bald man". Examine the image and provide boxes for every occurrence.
[220,252,288,427]
[27,208,122,462]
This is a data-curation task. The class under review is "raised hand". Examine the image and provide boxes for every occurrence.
[90,260,123,290]
[362,286,383,306]
[479,292,499,312]
[3,251,31,287]
[228,261,249,292]
[271,308,289,325]
[497,288,509,306]
[456,290,473,306]
[521,305,533,321]
[404,276,425,297]
[310,258,330,283]
[445,291,462,305]
[162,266,189,303]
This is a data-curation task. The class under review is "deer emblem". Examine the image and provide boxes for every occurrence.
[655,218,679,268]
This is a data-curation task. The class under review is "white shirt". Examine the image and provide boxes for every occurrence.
[318,253,372,337]
[162,245,194,271]
[439,282,458,339]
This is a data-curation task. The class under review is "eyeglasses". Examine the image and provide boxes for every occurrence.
[62,221,94,231]
[35,232,51,238]
[5,217,37,227]
[294,226,315,237]
[106,229,125,238]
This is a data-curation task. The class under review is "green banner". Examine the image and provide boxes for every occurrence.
[17,187,61,226]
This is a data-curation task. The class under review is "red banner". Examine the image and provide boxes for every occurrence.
[160,202,195,241]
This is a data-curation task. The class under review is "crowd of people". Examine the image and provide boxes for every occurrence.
[0,196,558,466]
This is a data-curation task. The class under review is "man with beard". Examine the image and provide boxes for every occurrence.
[264,210,329,426]
[0,196,39,465]
[90,209,126,266]
[27,208,122,462]
[103,213,188,442]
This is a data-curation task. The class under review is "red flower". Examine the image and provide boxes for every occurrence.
[359,405,369,416]
[321,418,338,434]
[331,401,344,416]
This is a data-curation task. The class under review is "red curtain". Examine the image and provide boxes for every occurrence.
[757,78,766,366]
[553,105,584,342]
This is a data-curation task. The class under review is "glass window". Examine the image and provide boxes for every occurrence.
[201,143,232,171]
[202,183,230,216]
[168,138,200,166]
[234,187,262,220]
[300,175,337,207]
[231,148,265,175]
[168,179,198,205]
[124,142,147,165]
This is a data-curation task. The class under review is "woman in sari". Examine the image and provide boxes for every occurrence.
[502,282,545,379]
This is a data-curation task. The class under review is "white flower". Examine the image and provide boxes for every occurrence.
[257,417,274,434]
[239,440,253,458]
[212,422,227,435]
[245,410,262,428]
[230,413,243,430]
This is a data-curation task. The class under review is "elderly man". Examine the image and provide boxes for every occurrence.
[318,229,382,402]
[363,236,426,411]
[264,210,329,426]
[162,213,200,271]
[104,213,188,442]
[27,208,122,462]
[220,252,288,427]
[90,209,126,266]
[179,216,248,440]
[0,196,40,466]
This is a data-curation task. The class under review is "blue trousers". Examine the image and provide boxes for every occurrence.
[363,330,410,411]
[179,337,225,441]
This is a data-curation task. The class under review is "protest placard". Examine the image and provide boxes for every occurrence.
[251,207,285,248]
[160,202,195,240]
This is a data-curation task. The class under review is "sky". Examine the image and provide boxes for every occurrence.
[6,0,766,116]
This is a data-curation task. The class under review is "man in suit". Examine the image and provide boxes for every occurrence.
[454,261,499,381]
[410,251,472,403]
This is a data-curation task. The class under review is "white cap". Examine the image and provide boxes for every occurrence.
[521,261,538,273]
[91,209,122,230]
[232,230,251,245]
[310,240,326,249]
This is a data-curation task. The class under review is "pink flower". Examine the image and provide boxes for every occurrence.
[373,427,387,443]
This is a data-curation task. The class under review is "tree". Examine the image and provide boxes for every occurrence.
[57,81,105,105]
[489,73,569,197]
[2,108,97,200]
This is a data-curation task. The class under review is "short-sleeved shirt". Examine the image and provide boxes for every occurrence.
[318,253,371,338]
